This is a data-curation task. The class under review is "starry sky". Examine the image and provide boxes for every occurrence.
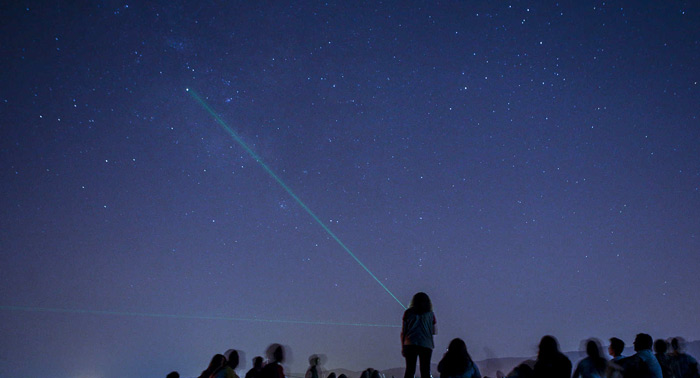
[1,1,699,377]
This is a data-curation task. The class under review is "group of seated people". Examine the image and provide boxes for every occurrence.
[503,334,698,378]
[167,334,698,378]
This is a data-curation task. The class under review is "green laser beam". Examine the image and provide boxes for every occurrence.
[187,88,407,310]
[0,305,400,328]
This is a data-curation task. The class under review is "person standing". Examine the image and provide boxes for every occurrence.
[402,292,437,378]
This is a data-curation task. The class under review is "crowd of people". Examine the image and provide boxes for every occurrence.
[167,292,699,378]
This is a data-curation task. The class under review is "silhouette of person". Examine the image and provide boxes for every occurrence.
[245,356,265,378]
[261,344,286,378]
[437,338,481,378]
[609,338,626,361]
[306,355,323,378]
[654,339,673,378]
[167,372,180,378]
[338,374,348,378]
[573,339,607,378]
[532,335,572,378]
[402,292,436,378]
[627,333,663,378]
[606,338,626,378]
[199,354,227,378]
[669,338,700,378]
[328,372,337,378]
[214,349,240,378]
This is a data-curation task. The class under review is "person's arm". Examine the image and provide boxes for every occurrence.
[432,313,437,335]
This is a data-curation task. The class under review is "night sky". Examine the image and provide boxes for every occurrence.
[1,1,699,377]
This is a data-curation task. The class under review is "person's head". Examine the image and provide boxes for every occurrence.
[253,356,264,369]
[225,350,240,369]
[327,373,337,378]
[370,369,382,378]
[654,339,668,355]
[267,344,285,363]
[208,354,227,371]
[308,355,320,366]
[538,335,560,357]
[633,333,653,352]
[609,337,625,357]
[447,338,472,361]
[409,292,432,314]
[586,339,603,359]
[338,374,347,378]
[671,337,685,353]
[166,372,180,378]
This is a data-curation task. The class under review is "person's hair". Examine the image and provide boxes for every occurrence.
[253,356,264,368]
[327,373,337,378]
[227,350,240,368]
[201,354,226,378]
[654,339,668,354]
[586,339,607,373]
[634,333,653,351]
[609,337,625,356]
[166,372,180,378]
[266,344,285,363]
[439,338,474,376]
[338,374,348,378]
[538,335,560,358]
[409,292,432,314]
[370,370,382,378]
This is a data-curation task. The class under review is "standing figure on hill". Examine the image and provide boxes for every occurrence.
[670,338,700,378]
[573,339,607,378]
[401,292,437,378]
[532,335,572,378]
[437,338,481,378]
[306,355,323,378]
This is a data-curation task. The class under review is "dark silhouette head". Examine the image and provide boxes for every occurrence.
[633,333,653,352]
[267,344,285,363]
[654,339,668,355]
[538,335,561,358]
[409,292,432,314]
[609,337,625,357]
[671,337,685,353]
[338,374,348,378]
[440,338,474,376]
[167,372,180,378]
[225,350,240,369]
[253,356,264,369]
[586,339,603,359]
[370,369,382,378]
[327,373,337,378]
[308,355,320,366]
[585,339,606,373]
